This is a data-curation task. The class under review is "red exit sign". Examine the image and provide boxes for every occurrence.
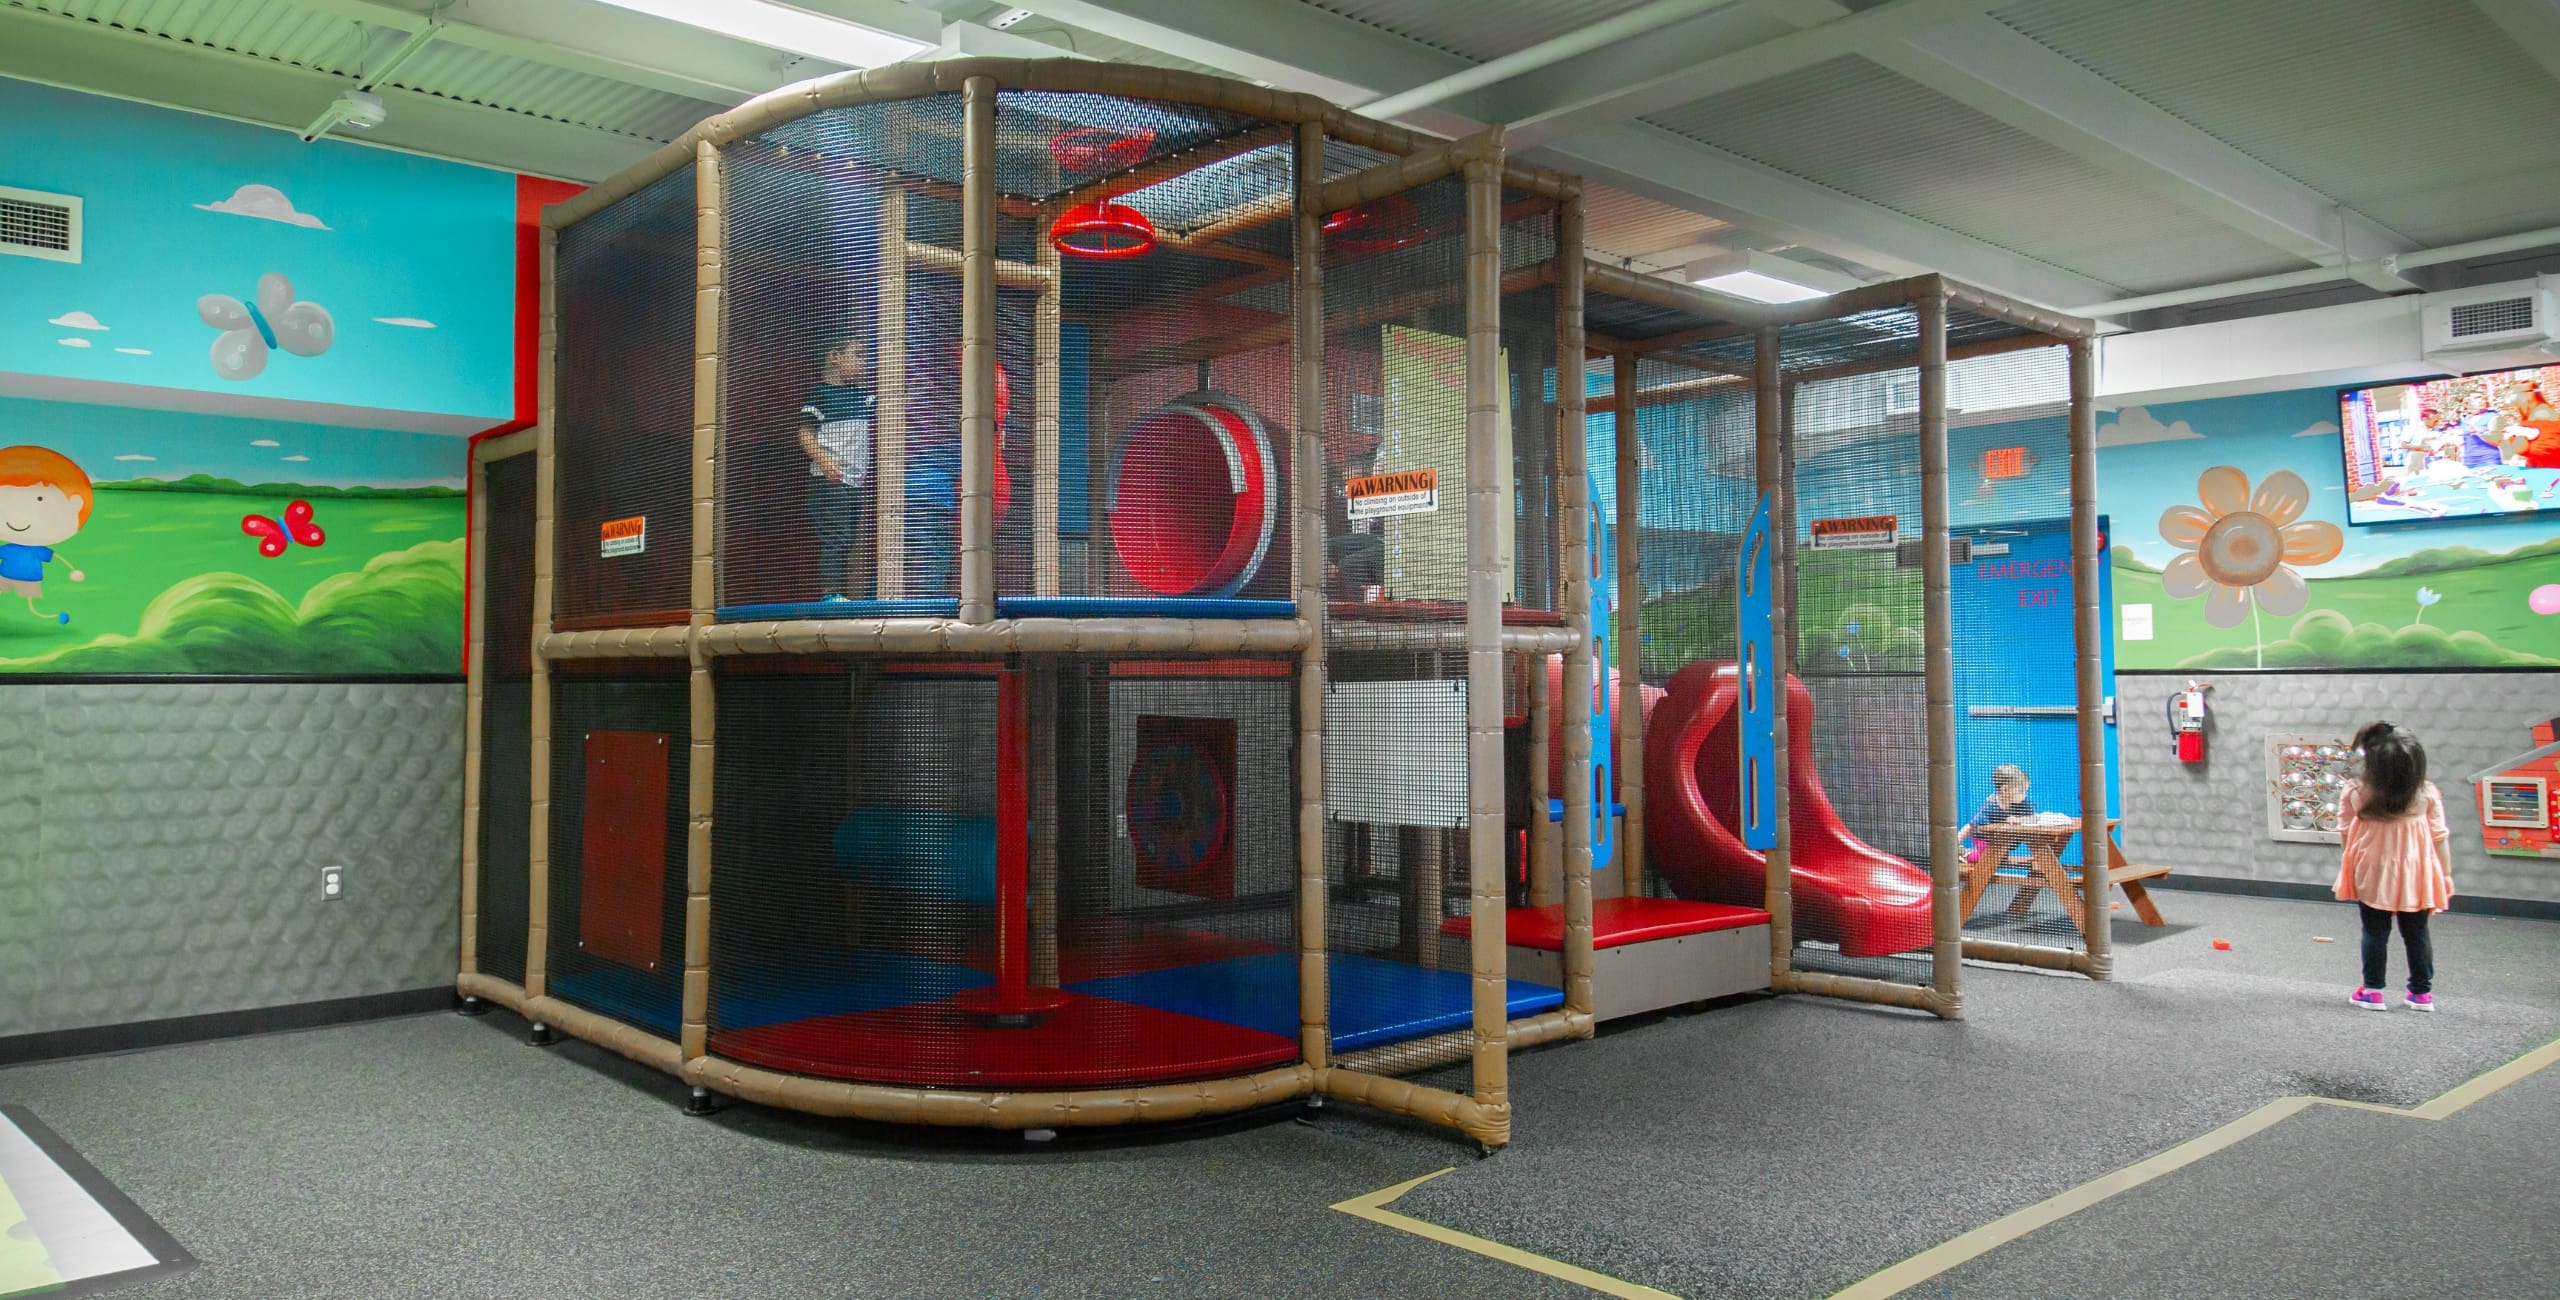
[1984,446,2028,479]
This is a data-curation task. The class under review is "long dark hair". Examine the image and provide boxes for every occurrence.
[2357,726,2427,819]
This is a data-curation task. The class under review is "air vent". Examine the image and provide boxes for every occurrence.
[0,186,81,264]
[2447,296,2534,339]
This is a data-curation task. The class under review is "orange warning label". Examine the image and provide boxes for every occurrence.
[1809,514,1897,550]
[600,515,647,558]
[1345,469,1438,520]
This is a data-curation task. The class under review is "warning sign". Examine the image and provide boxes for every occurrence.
[1345,469,1439,521]
[1809,514,1897,550]
[600,515,647,558]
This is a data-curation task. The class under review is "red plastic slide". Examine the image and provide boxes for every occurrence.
[1643,661,1933,959]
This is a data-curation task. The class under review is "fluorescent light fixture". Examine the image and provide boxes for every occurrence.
[1686,250,1860,305]
[590,0,930,68]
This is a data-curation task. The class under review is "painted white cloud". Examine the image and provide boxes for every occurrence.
[281,455,311,463]
[250,439,281,448]
[2292,419,2341,438]
[114,454,155,462]
[57,337,91,349]
[2095,405,2203,448]
[372,316,437,329]
[194,183,331,230]
[115,347,152,356]
[48,311,108,331]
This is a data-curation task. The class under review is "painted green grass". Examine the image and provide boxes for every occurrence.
[0,487,462,672]
[2114,545,2560,670]
[1643,550,1920,675]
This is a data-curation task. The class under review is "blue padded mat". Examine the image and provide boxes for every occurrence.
[1068,951,1562,1052]
[550,952,991,1038]
[994,596,1295,620]
[716,598,961,622]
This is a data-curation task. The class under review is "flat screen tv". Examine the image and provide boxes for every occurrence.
[2338,365,2560,525]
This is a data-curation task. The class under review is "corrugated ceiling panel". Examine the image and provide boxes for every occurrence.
[1582,183,1733,273]
[1996,0,2560,247]
[392,42,716,143]
[23,0,364,74]
[1647,56,2300,294]
[1305,0,1660,62]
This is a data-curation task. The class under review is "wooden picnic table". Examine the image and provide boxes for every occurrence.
[1959,817,2170,937]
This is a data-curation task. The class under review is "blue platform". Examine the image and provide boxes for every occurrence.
[994,596,1295,620]
[549,951,991,1039]
[716,598,961,622]
[1068,951,1563,1052]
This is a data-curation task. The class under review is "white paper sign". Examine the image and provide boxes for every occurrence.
[2121,603,2153,641]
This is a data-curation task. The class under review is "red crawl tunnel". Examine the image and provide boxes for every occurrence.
[1643,660,1933,959]
[1107,395,1277,597]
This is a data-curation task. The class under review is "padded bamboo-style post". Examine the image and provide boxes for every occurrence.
[958,75,997,624]
[1462,155,1512,1146]
[877,187,909,599]
[526,225,558,1004]
[679,139,723,1061]
[1918,289,1963,1020]
[1291,119,1330,1071]
[1553,186,1596,1026]
[1611,348,1645,895]
[1034,211,1063,597]
[2069,337,2112,981]
[461,445,489,984]
[1754,329,1794,986]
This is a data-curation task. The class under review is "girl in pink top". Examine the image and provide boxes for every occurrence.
[2334,723,2454,1012]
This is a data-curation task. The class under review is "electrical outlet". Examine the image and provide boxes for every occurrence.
[322,866,344,901]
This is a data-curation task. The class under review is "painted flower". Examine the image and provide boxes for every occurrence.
[2412,586,2441,626]
[2157,467,2342,629]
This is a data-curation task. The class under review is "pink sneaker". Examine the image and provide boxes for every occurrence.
[2405,993,2436,1013]
[2349,988,2389,1011]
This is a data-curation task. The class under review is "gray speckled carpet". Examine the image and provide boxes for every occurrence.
[0,892,2552,1300]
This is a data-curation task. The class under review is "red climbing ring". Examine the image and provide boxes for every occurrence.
[1050,200,1158,260]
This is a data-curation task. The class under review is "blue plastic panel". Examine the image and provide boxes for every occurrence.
[1069,952,1562,1051]
[1738,493,1777,850]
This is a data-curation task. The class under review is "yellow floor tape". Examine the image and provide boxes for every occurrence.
[1331,1169,1681,1300]
[1332,1035,2560,1300]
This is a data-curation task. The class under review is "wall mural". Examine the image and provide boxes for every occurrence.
[0,396,462,675]
[2102,388,2560,670]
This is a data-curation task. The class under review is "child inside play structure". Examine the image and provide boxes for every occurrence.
[799,334,876,601]
[1961,763,2035,864]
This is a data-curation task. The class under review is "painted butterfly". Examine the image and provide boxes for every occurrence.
[242,500,325,557]
[199,272,335,382]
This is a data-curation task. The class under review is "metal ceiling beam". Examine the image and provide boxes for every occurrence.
[1499,0,2007,149]
[1863,15,2418,287]
[2471,0,2560,85]
[0,3,656,180]
[1010,0,2120,310]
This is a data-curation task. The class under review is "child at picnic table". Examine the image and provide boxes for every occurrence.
[1961,763,2034,865]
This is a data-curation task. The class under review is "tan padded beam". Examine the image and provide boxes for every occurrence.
[876,188,909,598]
[1462,155,1512,1148]
[1291,120,1330,1073]
[1755,329,1794,987]
[697,617,1308,657]
[460,445,488,983]
[2069,337,2113,980]
[1612,348,1647,895]
[1918,290,1964,1021]
[1552,186,1596,1022]
[525,225,558,1004]
[958,74,997,625]
[679,139,723,1062]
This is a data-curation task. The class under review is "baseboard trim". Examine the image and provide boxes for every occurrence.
[0,987,456,1068]
[2150,874,2560,921]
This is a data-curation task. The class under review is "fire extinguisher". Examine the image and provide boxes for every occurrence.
[2167,680,2212,763]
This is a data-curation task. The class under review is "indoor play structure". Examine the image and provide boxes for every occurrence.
[455,58,2112,1148]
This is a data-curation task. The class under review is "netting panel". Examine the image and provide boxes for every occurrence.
[545,663,691,1035]
[707,656,1302,1090]
[553,171,697,629]
[475,453,535,985]
[717,95,969,608]
[1501,192,1565,616]
[993,92,1296,603]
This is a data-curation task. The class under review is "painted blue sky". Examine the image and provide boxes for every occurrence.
[2097,387,2552,577]
[0,394,464,490]
[0,76,515,424]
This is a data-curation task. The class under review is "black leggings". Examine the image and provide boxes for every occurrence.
[2358,904,2434,995]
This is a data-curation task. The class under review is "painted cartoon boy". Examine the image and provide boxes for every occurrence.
[0,445,90,624]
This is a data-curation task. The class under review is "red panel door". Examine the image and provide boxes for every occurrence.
[580,730,670,970]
